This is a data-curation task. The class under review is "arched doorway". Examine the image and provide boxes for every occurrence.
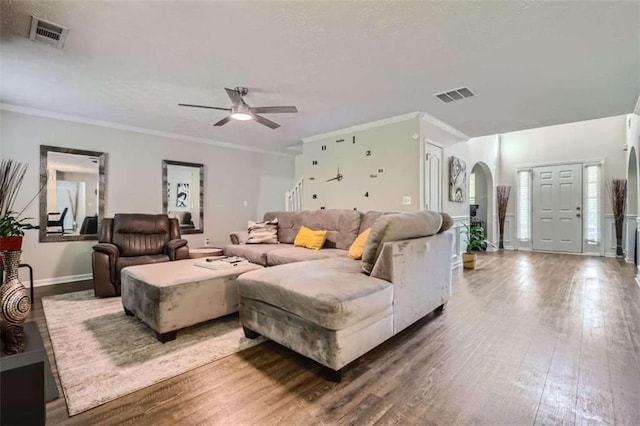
[469,162,494,248]
[626,147,638,263]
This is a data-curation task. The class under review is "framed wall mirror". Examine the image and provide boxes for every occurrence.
[39,145,107,242]
[162,160,204,234]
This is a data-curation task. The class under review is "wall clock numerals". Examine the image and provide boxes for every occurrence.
[365,150,372,156]
[352,136,356,143]
[312,160,318,165]
[365,192,369,197]
[370,174,378,178]
[336,138,345,143]
[309,177,315,181]
[321,145,327,151]
[312,194,318,199]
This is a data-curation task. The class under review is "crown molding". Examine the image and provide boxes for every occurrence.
[420,112,469,141]
[0,103,294,157]
[301,112,420,143]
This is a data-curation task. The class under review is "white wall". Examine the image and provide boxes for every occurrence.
[499,114,627,255]
[501,115,627,214]
[625,113,640,264]
[442,135,500,256]
[302,118,421,212]
[294,154,304,182]
[1,110,294,284]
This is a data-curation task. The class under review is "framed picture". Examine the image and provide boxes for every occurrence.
[449,156,467,202]
[176,183,189,208]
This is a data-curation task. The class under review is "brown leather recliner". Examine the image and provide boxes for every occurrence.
[92,214,190,297]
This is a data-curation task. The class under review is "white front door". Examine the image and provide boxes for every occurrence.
[532,164,583,253]
[425,142,442,211]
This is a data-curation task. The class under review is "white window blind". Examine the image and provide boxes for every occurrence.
[469,172,476,204]
[585,165,600,243]
[518,170,530,240]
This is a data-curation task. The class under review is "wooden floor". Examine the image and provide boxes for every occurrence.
[31,251,640,425]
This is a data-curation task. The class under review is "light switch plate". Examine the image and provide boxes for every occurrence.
[402,196,412,205]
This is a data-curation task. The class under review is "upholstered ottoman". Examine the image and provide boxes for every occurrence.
[121,258,262,342]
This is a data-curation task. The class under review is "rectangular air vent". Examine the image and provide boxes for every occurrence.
[29,16,69,48]
[435,87,475,104]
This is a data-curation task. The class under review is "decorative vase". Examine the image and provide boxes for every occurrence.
[463,253,477,269]
[616,238,624,257]
[0,250,31,354]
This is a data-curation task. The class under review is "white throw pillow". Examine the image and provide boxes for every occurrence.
[246,219,279,244]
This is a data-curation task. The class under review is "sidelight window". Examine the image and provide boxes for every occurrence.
[517,170,530,241]
[585,165,600,243]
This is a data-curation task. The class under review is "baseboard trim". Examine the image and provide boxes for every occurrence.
[33,273,92,287]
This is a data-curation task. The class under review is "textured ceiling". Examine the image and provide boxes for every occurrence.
[1,1,639,153]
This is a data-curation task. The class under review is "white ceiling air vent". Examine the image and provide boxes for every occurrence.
[435,87,475,104]
[29,16,69,48]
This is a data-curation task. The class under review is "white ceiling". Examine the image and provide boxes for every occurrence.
[1,2,639,153]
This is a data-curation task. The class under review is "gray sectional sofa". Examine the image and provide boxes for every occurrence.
[225,209,454,381]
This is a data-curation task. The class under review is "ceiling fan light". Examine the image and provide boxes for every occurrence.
[230,112,252,121]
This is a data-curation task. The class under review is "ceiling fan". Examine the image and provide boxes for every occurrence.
[178,87,298,129]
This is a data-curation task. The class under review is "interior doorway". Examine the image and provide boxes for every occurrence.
[425,142,442,211]
[469,162,494,246]
[626,147,638,263]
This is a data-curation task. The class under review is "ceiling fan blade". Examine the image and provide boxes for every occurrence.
[252,114,280,129]
[225,88,244,105]
[178,103,230,111]
[250,106,298,114]
[214,115,232,126]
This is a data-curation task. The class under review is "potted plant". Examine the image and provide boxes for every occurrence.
[0,159,36,250]
[0,214,29,251]
[462,223,487,269]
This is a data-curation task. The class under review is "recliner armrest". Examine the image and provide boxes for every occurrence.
[166,239,189,260]
[92,243,119,289]
[93,243,120,258]
[230,231,249,245]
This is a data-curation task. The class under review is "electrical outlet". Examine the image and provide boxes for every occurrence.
[204,239,210,246]
[402,196,412,205]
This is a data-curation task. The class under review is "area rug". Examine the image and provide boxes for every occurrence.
[42,290,265,416]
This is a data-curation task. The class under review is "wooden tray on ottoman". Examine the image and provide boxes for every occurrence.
[189,247,224,259]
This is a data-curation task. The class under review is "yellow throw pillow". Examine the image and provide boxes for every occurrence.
[348,228,371,260]
[294,226,328,250]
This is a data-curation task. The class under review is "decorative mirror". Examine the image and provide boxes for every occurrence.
[39,145,107,242]
[162,160,204,234]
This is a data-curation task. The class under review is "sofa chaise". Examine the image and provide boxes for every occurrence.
[227,209,454,381]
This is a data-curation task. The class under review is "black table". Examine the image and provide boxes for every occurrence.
[0,321,59,425]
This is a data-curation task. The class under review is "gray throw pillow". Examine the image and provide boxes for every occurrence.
[246,219,279,244]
